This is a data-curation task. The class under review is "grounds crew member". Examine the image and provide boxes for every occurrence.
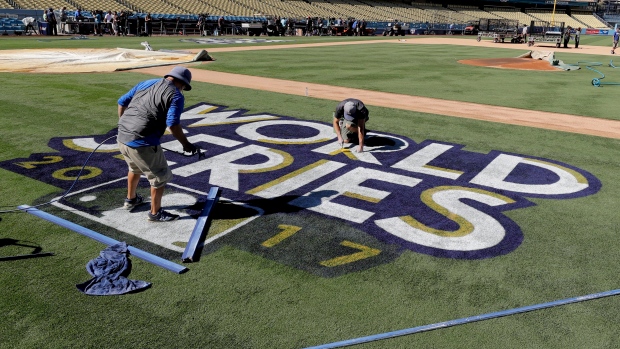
[332,98,369,153]
[117,66,197,222]
[575,27,581,48]
[563,26,571,48]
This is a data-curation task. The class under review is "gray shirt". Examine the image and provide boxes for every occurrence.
[117,78,183,146]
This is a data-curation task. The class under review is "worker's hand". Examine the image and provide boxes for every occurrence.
[355,146,363,153]
[336,136,344,147]
[183,142,197,154]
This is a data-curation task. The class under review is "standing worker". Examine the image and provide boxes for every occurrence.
[332,98,369,153]
[94,10,102,36]
[197,13,206,36]
[144,13,152,36]
[306,16,312,36]
[59,7,67,34]
[613,27,620,54]
[563,26,571,48]
[47,8,57,36]
[117,66,197,222]
[217,16,224,36]
[575,27,581,48]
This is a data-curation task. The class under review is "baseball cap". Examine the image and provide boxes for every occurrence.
[343,101,356,120]
[165,66,192,91]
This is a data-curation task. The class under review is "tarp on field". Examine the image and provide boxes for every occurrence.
[0,48,211,73]
[516,50,580,71]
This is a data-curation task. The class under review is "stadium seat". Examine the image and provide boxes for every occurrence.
[3,0,610,32]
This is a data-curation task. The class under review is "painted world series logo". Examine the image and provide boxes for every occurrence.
[0,102,601,275]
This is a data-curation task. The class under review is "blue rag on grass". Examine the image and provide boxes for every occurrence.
[76,242,151,296]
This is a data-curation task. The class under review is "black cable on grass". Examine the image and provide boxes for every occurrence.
[0,135,205,217]
[0,135,118,215]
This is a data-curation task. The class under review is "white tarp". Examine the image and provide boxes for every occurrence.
[0,48,211,73]
[517,50,555,62]
[516,50,579,71]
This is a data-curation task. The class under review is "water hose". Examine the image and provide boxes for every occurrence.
[567,60,620,87]
[0,135,204,215]
[0,134,118,214]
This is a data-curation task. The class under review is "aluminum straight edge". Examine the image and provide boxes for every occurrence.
[18,205,188,274]
[181,186,221,263]
[305,288,620,349]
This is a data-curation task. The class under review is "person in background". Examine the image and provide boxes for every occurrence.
[144,12,152,36]
[112,11,119,36]
[305,16,312,36]
[613,27,619,54]
[118,11,127,36]
[104,10,113,35]
[360,18,367,36]
[59,7,67,34]
[94,10,102,36]
[280,16,287,36]
[563,26,571,48]
[197,13,206,36]
[217,16,224,36]
[575,27,581,49]
[47,8,57,36]
[287,17,294,36]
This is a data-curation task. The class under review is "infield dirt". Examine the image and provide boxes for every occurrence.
[132,37,620,139]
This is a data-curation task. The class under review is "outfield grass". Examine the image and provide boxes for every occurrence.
[202,43,620,119]
[0,33,395,50]
[2,35,620,349]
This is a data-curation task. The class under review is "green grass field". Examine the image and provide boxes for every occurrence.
[2,34,620,349]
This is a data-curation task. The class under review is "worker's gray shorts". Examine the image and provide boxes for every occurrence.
[339,119,359,141]
[118,142,172,189]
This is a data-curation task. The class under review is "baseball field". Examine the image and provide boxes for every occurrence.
[2,33,620,348]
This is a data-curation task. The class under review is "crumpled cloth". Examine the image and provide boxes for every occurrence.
[76,242,151,296]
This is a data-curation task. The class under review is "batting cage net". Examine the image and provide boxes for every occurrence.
[529,21,565,35]
[478,19,519,33]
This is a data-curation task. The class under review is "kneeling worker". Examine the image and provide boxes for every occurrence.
[117,66,197,222]
[332,98,369,153]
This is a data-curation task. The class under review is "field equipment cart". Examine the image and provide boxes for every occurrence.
[526,21,565,48]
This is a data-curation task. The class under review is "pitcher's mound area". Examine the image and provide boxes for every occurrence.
[458,58,561,71]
